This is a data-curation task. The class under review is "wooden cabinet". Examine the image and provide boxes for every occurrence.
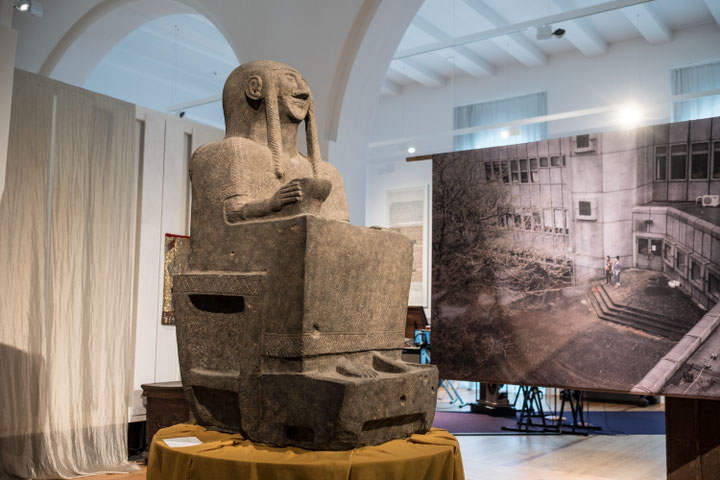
[141,381,193,448]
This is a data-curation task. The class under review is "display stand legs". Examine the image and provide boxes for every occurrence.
[666,396,720,479]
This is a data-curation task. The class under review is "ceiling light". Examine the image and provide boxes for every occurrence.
[617,103,643,128]
[14,0,41,16]
[500,130,510,139]
[407,146,416,154]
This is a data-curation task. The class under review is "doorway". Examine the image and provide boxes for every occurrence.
[637,237,663,271]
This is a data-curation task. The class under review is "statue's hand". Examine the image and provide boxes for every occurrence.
[270,179,303,211]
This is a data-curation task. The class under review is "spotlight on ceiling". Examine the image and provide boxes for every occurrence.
[500,130,510,139]
[407,146,416,154]
[537,25,565,40]
[616,103,643,128]
[14,0,42,16]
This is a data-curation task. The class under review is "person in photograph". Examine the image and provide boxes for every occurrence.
[605,255,612,285]
[613,256,621,287]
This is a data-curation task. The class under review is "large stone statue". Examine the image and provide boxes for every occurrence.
[173,60,438,450]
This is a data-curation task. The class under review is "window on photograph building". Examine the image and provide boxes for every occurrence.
[671,60,720,122]
[691,260,701,283]
[554,209,567,235]
[664,243,672,262]
[713,141,720,179]
[677,250,686,272]
[530,158,539,183]
[670,144,687,180]
[543,209,553,233]
[540,157,548,167]
[519,159,529,183]
[709,271,720,296]
[656,146,667,180]
[485,162,492,181]
[511,160,519,183]
[453,92,547,151]
[502,161,510,183]
[691,142,709,179]
[533,212,542,232]
[551,155,560,167]
[524,214,532,230]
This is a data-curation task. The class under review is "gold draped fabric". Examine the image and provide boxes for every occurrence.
[0,70,138,478]
[148,424,464,480]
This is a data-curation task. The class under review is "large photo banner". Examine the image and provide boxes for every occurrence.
[432,116,720,399]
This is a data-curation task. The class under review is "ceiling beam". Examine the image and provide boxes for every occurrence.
[552,0,607,56]
[393,58,446,87]
[381,79,401,96]
[461,0,547,67]
[703,0,720,29]
[393,0,651,60]
[412,15,495,76]
[622,3,671,44]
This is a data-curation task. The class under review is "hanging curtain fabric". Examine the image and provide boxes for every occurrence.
[0,70,138,478]
[671,61,720,122]
[453,91,547,151]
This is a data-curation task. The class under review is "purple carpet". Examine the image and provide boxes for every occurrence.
[432,410,665,435]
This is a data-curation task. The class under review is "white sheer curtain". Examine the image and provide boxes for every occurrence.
[0,70,138,478]
[671,61,720,121]
[453,92,547,151]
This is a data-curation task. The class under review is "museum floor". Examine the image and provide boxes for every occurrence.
[78,386,667,480]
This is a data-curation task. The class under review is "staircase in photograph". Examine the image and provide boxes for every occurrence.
[587,283,696,341]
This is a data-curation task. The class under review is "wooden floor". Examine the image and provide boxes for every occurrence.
[459,435,665,479]
[81,435,666,480]
[79,389,667,480]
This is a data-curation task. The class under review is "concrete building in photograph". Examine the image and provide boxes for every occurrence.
[475,116,720,309]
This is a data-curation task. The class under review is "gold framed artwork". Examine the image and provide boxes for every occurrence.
[162,234,190,325]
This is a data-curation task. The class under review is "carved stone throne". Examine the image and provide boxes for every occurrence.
[172,61,437,451]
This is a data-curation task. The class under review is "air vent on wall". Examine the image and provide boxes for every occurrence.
[572,134,597,154]
[575,197,597,221]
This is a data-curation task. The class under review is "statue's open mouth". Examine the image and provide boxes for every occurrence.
[292,92,309,101]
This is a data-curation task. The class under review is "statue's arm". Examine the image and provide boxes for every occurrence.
[224,179,304,223]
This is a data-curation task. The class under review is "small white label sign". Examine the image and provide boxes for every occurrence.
[163,436,203,448]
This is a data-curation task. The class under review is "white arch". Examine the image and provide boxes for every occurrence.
[326,0,423,224]
[39,0,239,87]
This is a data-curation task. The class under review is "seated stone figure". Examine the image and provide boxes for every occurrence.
[173,60,438,451]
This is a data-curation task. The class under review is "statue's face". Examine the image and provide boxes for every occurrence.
[277,70,310,123]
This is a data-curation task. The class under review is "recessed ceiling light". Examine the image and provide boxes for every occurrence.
[500,130,510,139]
[15,0,30,11]
[617,103,643,128]
[407,146,416,154]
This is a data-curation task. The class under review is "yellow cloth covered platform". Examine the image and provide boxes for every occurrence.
[148,424,464,480]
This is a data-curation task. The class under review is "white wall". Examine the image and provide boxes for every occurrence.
[130,107,222,420]
[0,24,17,203]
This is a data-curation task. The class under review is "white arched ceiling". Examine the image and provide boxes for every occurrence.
[83,13,237,129]
[39,0,223,87]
